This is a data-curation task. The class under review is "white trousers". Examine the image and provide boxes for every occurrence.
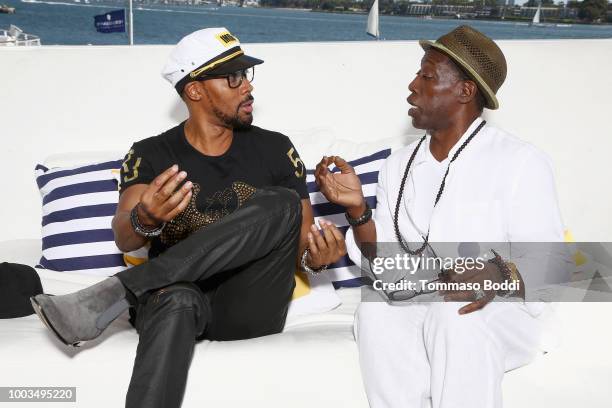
[354,299,545,408]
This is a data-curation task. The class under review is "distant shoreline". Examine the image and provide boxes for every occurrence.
[261,5,611,26]
[5,1,612,45]
[273,7,312,12]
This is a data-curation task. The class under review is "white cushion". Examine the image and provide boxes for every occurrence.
[1,240,612,407]
[0,266,367,408]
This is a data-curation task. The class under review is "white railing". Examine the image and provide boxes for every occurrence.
[0,26,41,46]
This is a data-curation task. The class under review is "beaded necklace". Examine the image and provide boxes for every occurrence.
[393,120,487,255]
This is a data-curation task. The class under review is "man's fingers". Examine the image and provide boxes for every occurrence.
[315,156,339,184]
[315,155,335,171]
[141,165,178,204]
[459,296,490,315]
[327,223,347,255]
[307,231,319,257]
[332,156,355,175]
[314,157,329,178]
[150,165,179,191]
[319,220,347,257]
[314,167,328,189]
[445,291,495,315]
[164,189,193,221]
[315,158,333,190]
[319,220,339,253]
[310,223,329,253]
[160,181,193,215]
[308,221,345,266]
[156,170,187,201]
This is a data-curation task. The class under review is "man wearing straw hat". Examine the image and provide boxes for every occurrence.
[315,25,568,407]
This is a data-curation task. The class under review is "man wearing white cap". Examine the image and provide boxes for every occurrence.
[30,28,347,408]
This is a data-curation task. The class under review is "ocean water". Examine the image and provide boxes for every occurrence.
[2,0,612,45]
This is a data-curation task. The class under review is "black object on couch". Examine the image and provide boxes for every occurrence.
[0,262,43,319]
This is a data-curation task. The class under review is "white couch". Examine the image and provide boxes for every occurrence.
[1,40,612,407]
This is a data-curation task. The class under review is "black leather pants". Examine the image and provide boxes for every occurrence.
[115,187,302,408]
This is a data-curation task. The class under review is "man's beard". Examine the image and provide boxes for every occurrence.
[210,95,254,130]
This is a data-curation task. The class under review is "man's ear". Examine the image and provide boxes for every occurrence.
[457,80,478,105]
[183,82,203,102]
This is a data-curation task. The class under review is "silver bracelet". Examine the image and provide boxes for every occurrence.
[130,203,166,238]
[300,248,328,276]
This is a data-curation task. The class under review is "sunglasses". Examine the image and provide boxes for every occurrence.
[196,67,255,89]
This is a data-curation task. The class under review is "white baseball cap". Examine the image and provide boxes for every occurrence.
[162,27,263,94]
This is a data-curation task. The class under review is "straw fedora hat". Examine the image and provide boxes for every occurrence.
[419,25,507,110]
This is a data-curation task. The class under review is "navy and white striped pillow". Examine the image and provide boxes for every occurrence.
[307,149,391,288]
[35,160,127,276]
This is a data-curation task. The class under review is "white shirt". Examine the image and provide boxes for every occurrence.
[346,117,571,306]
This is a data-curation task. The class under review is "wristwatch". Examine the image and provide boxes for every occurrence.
[130,203,166,238]
[488,249,520,298]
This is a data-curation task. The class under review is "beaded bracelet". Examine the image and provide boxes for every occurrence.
[130,203,166,238]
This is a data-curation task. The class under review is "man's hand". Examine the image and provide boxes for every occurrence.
[315,156,364,209]
[313,155,376,260]
[306,219,347,269]
[441,262,503,315]
[138,165,193,226]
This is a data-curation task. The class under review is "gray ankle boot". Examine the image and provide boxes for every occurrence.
[30,276,130,347]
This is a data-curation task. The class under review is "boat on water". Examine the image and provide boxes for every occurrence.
[0,4,15,13]
[530,4,548,27]
[0,25,41,46]
[366,0,379,39]
[530,3,571,28]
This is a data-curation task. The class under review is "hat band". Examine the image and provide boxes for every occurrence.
[189,49,244,78]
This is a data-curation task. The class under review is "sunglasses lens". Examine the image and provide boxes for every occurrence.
[228,72,242,88]
[228,67,255,88]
